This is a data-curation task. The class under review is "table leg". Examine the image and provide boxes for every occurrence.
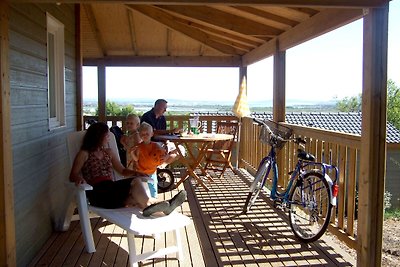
[193,142,215,183]
[173,141,209,191]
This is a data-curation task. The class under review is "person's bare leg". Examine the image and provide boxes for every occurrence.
[130,179,158,209]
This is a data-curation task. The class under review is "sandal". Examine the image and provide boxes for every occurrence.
[164,190,187,215]
[142,201,169,217]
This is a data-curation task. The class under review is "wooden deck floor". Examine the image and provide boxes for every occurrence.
[29,169,356,267]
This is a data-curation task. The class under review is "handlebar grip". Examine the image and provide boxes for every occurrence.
[295,137,306,144]
[253,118,264,125]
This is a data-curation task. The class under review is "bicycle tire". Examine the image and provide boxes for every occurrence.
[289,171,332,242]
[157,169,175,192]
[243,159,271,214]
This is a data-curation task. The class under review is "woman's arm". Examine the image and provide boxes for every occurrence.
[69,150,88,185]
[107,148,141,177]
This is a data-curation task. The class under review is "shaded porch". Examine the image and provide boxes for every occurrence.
[29,169,355,266]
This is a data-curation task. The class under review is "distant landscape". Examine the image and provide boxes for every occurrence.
[83,98,339,115]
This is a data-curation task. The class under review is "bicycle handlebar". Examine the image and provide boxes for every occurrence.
[253,118,305,144]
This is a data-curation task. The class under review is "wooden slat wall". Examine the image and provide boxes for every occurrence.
[0,2,16,266]
[9,3,76,266]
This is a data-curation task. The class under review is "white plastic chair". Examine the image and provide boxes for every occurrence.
[66,131,191,267]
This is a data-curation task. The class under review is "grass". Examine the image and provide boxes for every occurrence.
[384,208,400,220]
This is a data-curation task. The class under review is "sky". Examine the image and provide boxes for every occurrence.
[83,0,400,105]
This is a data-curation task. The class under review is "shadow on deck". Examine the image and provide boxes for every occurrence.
[29,169,356,266]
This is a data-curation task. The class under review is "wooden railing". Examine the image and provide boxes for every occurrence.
[84,114,360,249]
[239,116,360,249]
[83,114,238,133]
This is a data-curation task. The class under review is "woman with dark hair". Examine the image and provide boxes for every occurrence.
[69,122,186,217]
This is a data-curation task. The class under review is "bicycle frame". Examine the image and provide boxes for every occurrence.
[245,119,340,242]
[256,144,339,206]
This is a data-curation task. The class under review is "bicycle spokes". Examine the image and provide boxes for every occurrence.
[289,172,332,242]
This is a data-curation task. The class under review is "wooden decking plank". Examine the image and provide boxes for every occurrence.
[102,223,124,267]
[61,231,87,267]
[211,175,257,266]
[88,220,116,266]
[185,180,222,267]
[211,171,268,266]
[114,229,129,267]
[74,217,105,267]
[49,219,85,267]
[237,174,314,266]
[27,229,62,266]
[33,219,80,266]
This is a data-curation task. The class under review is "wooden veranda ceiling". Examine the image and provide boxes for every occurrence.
[35,0,387,67]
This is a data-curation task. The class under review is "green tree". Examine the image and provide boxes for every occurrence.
[387,79,400,130]
[96,100,136,116]
[335,79,400,130]
[336,94,362,112]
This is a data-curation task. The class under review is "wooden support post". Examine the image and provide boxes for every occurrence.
[0,2,16,265]
[358,4,389,267]
[273,48,286,187]
[273,48,286,123]
[236,66,247,168]
[98,62,106,123]
[75,4,83,130]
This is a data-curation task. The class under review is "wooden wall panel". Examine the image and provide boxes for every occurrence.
[9,3,76,266]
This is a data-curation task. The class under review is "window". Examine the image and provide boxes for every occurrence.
[47,13,65,130]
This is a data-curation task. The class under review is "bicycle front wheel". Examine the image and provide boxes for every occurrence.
[243,159,271,214]
[289,171,332,242]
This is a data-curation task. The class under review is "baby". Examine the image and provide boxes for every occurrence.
[121,114,142,170]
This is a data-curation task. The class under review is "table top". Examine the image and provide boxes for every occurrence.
[155,133,234,142]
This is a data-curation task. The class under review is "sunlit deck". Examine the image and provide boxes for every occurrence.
[29,169,356,267]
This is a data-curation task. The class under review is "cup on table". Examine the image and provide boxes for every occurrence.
[190,126,199,134]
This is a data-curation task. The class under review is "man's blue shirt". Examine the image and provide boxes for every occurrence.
[141,108,167,130]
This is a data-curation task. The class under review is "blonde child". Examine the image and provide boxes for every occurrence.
[121,114,142,170]
[131,122,172,198]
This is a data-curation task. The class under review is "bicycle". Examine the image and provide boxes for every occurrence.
[243,119,339,242]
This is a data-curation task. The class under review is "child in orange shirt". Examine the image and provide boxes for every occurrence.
[131,122,172,198]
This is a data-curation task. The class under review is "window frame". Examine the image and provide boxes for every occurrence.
[46,13,66,130]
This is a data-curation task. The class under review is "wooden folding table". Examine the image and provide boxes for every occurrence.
[156,133,234,191]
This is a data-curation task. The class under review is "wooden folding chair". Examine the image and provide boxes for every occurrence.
[66,131,191,267]
[203,122,238,178]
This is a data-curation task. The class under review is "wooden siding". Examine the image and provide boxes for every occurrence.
[9,3,77,266]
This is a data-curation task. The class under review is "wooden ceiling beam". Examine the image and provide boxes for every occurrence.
[231,6,299,27]
[11,1,388,8]
[157,5,283,37]
[126,4,244,55]
[242,7,363,65]
[83,4,107,56]
[171,15,264,48]
[83,55,242,67]
[288,7,320,16]
[127,9,138,55]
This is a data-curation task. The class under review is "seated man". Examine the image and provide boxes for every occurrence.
[141,99,185,163]
[141,99,181,136]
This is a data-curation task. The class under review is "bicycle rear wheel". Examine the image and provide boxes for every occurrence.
[289,171,332,242]
[243,159,271,214]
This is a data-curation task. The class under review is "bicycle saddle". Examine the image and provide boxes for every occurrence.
[297,149,316,161]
